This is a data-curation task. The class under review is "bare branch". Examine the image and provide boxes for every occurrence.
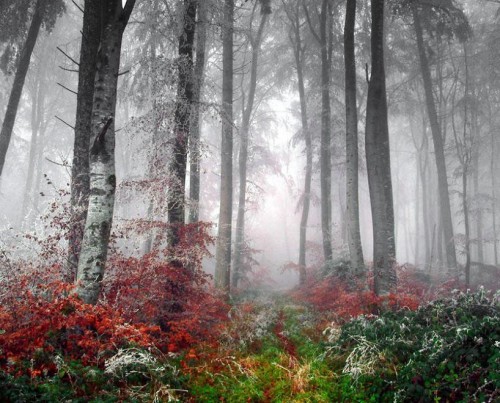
[71,0,84,13]
[55,115,75,130]
[56,46,80,66]
[59,65,79,73]
[57,82,78,95]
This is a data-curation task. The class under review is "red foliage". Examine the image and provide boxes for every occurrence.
[0,221,229,377]
[0,278,158,376]
[103,222,229,351]
[290,266,425,323]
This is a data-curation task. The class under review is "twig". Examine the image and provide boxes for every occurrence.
[45,157,70,167]
[55,115,75,130]
[59,66,79,73]
[117,69,130,76]
[71,0,84,13]
[56,46,80,66]
[57,82,78,95]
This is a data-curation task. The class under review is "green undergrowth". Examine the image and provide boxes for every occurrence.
[1,290,498,402]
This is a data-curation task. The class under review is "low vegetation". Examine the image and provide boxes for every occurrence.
[1,245,498,402]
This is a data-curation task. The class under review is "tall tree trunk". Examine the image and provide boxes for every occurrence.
[344,0,364,281]
[68,0,101,278]
[75,0,136,305]
[215,0,234,296]
[319,0,333,264]
[285,1,311,286]
[412,5,457,269]
[21,71,44,225]
[188,0,208,224]
[0,0,47,177]
[168,0,197,246]
[365,0,396,296]
[232,4,269,289]
[490,108,498,265]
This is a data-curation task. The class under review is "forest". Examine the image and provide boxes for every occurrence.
[0,0,499,401]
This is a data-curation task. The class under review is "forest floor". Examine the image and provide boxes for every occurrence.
[184,291,343,402]
[1,284,498,402]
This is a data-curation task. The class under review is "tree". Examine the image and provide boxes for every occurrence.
[189,0,209,223]
[303,0,333,264]
[232,0,271,289]
[344,0,365,282]
[0,0,65,177]
[365,0,396,296]
[168,0,197,246]
[75,0,136,305]
[407,0,471,269]
[214,0,234,296]
[68,0,102,277]
[283,0,312,285]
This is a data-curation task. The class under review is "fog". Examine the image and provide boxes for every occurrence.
[1,0,499,292]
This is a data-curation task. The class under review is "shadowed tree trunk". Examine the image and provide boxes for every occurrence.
[189,0,208,224]
[68,0,101,279]
[215,0,234,297]
[168,0,197,246]
[344,0,365,282]
[232,2,270,289]
[412,4,457,269]
[365,0,396,296]
[0,0,47,177]
[75,0,136,305]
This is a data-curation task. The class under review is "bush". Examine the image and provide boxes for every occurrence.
[329,289,500,402]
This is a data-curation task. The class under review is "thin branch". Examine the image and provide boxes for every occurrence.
[57,82,78,95]
[59,65,79,73]
[56,46,80,66]
[71,0,84,13]
[45,157,70,167]
[55,115,75,130]
[117,69,130,76]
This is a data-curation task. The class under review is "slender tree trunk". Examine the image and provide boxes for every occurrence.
[68,0,101,278]
[21,73,44,225]
[215,0,234,296]
[365,0,396,296]
[318,0,333,263]
[344,0,364,281]
[490,109,498,265]
[232,4,269,289]
[0,0,47,177]
[189,0,208,224]
[286,2,311,285]
[412,5,457,269]
[168,0,197,246]
[75,0,136,305]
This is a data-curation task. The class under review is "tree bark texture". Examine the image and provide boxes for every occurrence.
[232,4,269,289]
[215,0,234,296]
[0,0,47,177]
[365,0,396,296]
[344,0,365,281]
[168,0,197,246]
[75,0,136,305]
[413,4,457,269]
[68,0,101,278]
[188,0,208,224]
